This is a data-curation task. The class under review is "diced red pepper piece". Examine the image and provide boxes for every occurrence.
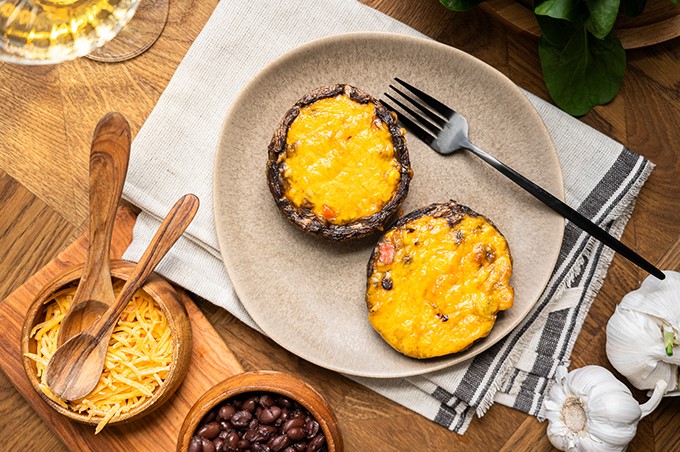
[378,241,395,264]
[322,204,336,219]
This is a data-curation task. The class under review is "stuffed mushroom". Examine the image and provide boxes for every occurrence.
[366,201,514,359]
[267,84,412,241]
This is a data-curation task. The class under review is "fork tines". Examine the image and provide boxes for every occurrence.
[394,78,454,117]
[381,78,455,146]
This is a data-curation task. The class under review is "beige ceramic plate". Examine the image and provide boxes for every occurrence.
[213,32,564,378]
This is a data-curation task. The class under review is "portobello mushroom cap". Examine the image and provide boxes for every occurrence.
[266,84,412,241]
[366,201,514,359]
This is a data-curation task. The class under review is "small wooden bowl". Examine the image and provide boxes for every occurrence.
[21,259,192,427]
[177,371,343,451]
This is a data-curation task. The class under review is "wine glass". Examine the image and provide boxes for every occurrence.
[85,0,168,63]
[0,0,167,64]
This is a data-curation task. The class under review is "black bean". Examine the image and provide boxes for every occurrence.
[282,418,305,433]
[268,434,291,451]
[292,443,307,452]
[279,408,290,424]
[262,425,277,437]
[244,424,276,443]
[201,437,216,452]
[231,410,253,428]
[303,419,319,439]
[291,410,306,420]
[243,428,261,443]
[219,405,237,421]
[276,397,293,408]
[188,436,203,452]
[286,427,305,442]
[259,405,282,424]
[260,394,276,407]
[225,431,239,450]
[381,277,393,290]
[243,396,259,413]
[197,422,221,440]
[213,438,225,452]
[306,434,325,452]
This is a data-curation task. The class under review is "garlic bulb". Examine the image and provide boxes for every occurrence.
[606,271,680,392]
[544,366,666,451]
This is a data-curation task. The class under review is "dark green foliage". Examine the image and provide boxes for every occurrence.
[440,0,672,115]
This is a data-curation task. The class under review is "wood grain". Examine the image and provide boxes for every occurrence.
[479,0,680,49]
[0,0,679,450]
[0,205,243,450]
[58,112,131,345]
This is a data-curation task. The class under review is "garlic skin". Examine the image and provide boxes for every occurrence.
[606,271,680,392]
[544,366,666,451]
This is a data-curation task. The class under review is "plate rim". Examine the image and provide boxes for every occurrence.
[213,31,565,377]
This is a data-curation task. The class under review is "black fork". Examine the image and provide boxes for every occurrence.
[382,78,664,280]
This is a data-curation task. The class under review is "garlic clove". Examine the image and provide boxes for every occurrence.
[606,306,680,391]
[588,388,641,426]
[620,271,680,329]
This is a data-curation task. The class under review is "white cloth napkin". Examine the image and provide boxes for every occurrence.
[122,0,653,433]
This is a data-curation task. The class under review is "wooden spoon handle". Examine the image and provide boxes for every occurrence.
[101,194,200,332]
[45,194,199,401]
[85,113,130,286]
[58,113,130,345]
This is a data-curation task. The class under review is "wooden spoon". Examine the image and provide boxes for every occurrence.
[45,194,199,401]
[58,112,131,346]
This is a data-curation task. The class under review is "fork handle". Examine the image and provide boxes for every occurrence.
[465,143,665,280]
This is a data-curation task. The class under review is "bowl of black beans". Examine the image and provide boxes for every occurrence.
[177,370,343,452]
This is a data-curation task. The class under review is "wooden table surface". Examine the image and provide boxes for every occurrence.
[1,0,678,450]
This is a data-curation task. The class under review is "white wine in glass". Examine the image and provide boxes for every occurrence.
[0,0,139,64]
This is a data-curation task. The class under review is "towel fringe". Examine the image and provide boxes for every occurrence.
[535,158,654,420]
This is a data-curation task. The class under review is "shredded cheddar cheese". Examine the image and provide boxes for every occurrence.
[282,94,402,224]
[24,282,172,434]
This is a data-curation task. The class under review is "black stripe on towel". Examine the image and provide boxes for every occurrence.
[452,150,646,408]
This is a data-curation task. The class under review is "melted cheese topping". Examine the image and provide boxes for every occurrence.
[367,214,513,358]
[282,94,402,224]
[24,282,172,433]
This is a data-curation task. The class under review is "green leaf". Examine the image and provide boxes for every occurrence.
[539,25,626,116]
[535,0,581,21]
[619,0,647,16]
[584,0,621,38]
[440,0,485,11]
[536,13,583,46]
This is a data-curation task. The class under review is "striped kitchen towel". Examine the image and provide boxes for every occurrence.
[121,0,653,433]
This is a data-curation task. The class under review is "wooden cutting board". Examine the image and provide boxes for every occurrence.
[0,205,244,450]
